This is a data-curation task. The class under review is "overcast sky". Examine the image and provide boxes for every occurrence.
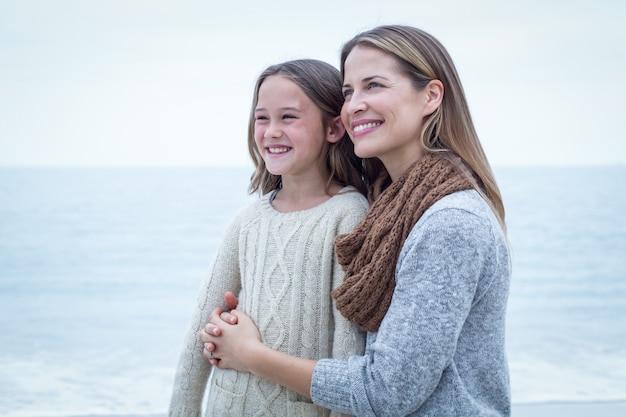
[1,0,624,167]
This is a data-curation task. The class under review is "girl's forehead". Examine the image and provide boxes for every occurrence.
[256,77,311,111]
[258,75,299,95]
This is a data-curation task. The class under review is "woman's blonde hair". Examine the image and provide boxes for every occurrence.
[340,25,506,230]
[247,59,367,197]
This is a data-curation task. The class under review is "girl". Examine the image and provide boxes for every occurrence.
[168,59,368,416]
[202,25,512,417]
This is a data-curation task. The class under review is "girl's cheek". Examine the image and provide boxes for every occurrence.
[254,129,265,146]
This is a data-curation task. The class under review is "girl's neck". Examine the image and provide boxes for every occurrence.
[271,176,342,213]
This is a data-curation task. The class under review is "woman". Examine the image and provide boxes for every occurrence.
[201,25,511,417]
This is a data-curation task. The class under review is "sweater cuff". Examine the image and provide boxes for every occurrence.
[311,358,355,415]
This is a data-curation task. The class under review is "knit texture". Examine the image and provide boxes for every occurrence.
[168,187,368,417]
[333,153,473,332]
[311,190,511,417]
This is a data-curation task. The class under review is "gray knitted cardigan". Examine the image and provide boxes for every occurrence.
[311,189,511,417]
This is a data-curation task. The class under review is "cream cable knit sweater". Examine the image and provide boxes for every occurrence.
[169,187,368,417]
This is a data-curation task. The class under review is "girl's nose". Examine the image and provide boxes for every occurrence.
[264,121,282,138]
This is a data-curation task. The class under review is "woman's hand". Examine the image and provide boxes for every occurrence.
[199,307,263,373]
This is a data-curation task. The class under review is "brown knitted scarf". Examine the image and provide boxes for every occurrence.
[332,153,474,332]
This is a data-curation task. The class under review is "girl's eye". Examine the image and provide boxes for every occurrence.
[255,115,268,121]
[282,114,296,120]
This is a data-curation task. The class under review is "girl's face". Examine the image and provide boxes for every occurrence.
[254,75,330,180]
[341,45,435,180]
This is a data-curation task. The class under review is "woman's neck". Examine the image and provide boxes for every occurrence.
[380,147,425,181]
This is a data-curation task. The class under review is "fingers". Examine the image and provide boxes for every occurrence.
[198,322,220,348]
[202,341,214,356]
[198,307,238,344]
[224,291,239,310]
[220,310,238,325]
[197,303,243,368]
[202,342,221,366]
[203,322,221,337]
[209,306,238,326]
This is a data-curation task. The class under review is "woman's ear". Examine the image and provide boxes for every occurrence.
[326,115,346,143]
[423,79,444,116]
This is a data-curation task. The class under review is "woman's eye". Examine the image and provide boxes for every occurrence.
[342,89,353,98]
[367,82,381,90]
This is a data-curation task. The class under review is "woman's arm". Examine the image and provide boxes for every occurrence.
[200,307,317,399]
[308,203,498,415]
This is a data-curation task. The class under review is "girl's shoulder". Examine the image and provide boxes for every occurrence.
[224,194,271,224]
[232,187,368,222]
[327,185,369,212]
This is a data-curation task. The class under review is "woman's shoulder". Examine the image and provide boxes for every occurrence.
[421,189,496,225]
[429,189,487,213]
[400,189,510,271]
[413,189,505,243]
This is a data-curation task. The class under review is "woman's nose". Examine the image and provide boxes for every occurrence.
[344,92,366,115]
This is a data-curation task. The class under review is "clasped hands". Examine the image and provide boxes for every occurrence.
[198,291,260,372]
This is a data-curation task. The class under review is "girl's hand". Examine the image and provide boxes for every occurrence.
[198,293,317,398]
[199,307,227,366]
[199,292,240,365]
[199,308,262,373]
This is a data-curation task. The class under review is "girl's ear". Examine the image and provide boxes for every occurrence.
[326,115,346,143]
[423,79,444,117]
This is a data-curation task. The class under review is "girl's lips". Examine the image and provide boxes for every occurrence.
[267,146,291,154]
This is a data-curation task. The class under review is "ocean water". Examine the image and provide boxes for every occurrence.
[0,165,624,416]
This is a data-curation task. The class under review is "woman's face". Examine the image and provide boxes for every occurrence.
[341,45,432,180]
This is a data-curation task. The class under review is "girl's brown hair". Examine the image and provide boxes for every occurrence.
[247,59,367,197]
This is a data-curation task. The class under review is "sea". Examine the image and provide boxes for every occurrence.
[0,165,625,417]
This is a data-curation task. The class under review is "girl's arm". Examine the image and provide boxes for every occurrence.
[200,307,317,399]
[169,218,242,415]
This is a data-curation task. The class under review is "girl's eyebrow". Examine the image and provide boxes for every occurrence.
[254,106,302,113]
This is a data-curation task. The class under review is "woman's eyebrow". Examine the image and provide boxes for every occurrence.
[343,75,389,88]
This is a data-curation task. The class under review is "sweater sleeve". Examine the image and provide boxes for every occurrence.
[330,197,368,360]
[168,214,243,417]
[328,199,368,417]
[311,205,495,416]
